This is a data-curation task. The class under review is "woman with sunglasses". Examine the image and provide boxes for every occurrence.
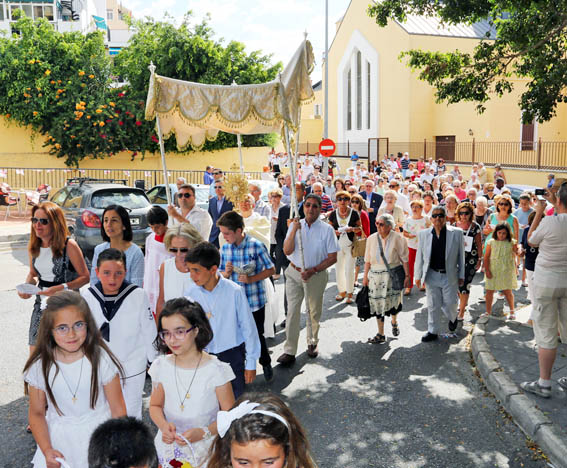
[453,202,482,320]
[19,202,90,351]
[329,191,361,304]
[90,205,145,287]
[156,224,203,316]
[483,195,519,247]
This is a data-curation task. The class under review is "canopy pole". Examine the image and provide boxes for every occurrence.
[149,61,172,205]
[237,134,244,175]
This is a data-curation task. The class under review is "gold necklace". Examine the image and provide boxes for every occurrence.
[57,356,84,404]
[174,354,202,411]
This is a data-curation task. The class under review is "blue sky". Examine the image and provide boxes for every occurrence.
[119,0,351,82]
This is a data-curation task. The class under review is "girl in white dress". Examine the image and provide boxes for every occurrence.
[23,291,126,468]
[149,297,235,467]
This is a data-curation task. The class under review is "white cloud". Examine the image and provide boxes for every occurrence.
[119,0,351,81]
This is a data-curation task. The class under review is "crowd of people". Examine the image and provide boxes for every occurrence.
[15,151,567,467]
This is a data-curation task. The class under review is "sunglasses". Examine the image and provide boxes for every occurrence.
[214,185,223,189]
[213,171,222,175]
[498,202,510,206]
[31,217,49,225]
[458,211,472,216]
[351,200,360,203]
[431,213,446,219]
[337,197,349,202]
[178,192,193,198]
[169,248,189,253]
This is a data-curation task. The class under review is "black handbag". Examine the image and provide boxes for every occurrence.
[355,286,372,321]
[377,235,406,291]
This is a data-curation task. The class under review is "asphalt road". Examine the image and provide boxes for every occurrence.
[0,243,548,468]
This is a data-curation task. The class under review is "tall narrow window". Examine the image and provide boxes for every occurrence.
[366,60,371,129]
[0,2,4,21]
[107,9,113,21]
[347,68,352,131]
[356,51,362,130]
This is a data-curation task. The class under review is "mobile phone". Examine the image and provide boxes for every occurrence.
[535,188,546,196]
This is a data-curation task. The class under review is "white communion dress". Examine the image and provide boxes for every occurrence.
[24,353,119,468]
[148,354,235,468]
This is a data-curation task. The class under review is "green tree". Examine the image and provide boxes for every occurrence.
[367,0,567,122]
[113,13,282,151]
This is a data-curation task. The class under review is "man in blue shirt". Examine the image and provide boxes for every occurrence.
[185,242,261,397]
[204,166,214,185]
[217,211,275,382]
[350,151,359,167]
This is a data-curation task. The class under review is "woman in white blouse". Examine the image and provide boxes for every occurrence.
[377,190,405,231]
[363,214,409,344]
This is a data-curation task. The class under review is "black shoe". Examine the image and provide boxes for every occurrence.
[307,344,318,358]
[263,364,274,382]
[421,332,439,342]
[279,320,286,329]
[276,353,296,366]
[448,318,458,332]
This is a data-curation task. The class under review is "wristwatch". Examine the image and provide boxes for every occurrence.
[201,426,212,439]
[62,283,69,291]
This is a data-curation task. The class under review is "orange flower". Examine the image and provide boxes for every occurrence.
[80,101,86,106]
[99,121,105,127]
[109,102,115,107]
[5,113,10,118]
[86,115,91,119]
[76,143,81,147]
[44,70,51,76]
[50,80,55,84]
[70,135,76,139]
[89,74,95,79]
[28,59,35,64]
[55,143,61,149]
[33,111,38,116]
[78,71,85,76]
[95,109,103,114]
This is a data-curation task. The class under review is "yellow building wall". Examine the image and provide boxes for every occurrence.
[0,117,275,183]
[326,0,567,146]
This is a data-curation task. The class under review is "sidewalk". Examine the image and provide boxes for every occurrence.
[0,215,31,243]
[471,305,567,468]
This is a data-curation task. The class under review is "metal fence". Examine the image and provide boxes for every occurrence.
[0,167,263,192]
[298,139,567,170]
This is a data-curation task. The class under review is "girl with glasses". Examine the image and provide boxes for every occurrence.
[156,224,204,316]
[83,248,158,418]
[150,298,235,468]
[453,202,483,320]
[23,291,126,468]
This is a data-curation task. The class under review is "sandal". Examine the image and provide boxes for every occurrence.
[392,323,400,337]
[404,288,411,296]
[345,293,354,304]
[367,334,386,344]
[26,424,32,434]
[335,292,346,301]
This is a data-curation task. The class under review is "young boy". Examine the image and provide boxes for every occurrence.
[217,211,275,382]
[89,416,158,468]
[184,241,260,398]
[144,205,172,314]
[82,248,157,418]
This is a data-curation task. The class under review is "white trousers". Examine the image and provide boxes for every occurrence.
[425,269,458,334]
[122,367,146,419]
[336,245,356,294]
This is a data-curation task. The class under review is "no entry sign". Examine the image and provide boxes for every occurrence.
[319,138,336,157]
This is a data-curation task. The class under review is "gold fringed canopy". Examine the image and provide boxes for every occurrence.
[145,40,315,150]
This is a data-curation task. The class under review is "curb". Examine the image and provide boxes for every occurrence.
[471,316,567,468]
[0,233,29,243]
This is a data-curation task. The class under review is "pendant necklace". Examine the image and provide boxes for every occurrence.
[174,353,202,411]
[58,355,84,404]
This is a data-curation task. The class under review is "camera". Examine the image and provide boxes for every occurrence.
[535,188,546,196]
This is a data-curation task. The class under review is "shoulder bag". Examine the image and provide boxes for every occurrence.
[377,235,405,291]
[351,224,367,258]
[355,286,372,321]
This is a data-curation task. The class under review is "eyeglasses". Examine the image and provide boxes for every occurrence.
[178,192,193,198]
[389,185,398,188]
[498,202,510,206]
[348,191,357,194]
[458,211,472,216]
[431,213,446,219]
[31,217,49,225]
[53,321,87,336]
[351,200,360,204]
[214,185,223,189]
[336,197,349,202]
[158,326,196,341]
[487,189,494,192]
[376,222,386,227]
[169,248,189,253]
[213,171,222,175]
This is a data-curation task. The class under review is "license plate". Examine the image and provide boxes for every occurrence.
[130,217,140,226]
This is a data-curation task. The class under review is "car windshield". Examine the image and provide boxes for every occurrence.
[91,190,150,209]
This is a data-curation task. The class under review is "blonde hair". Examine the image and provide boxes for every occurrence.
[383,189,398,200]
[269,188,283,198]
[164,224,203,250]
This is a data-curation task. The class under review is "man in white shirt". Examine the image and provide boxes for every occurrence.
[277,194,338,365]
[420,167,436,185]
[301,158,314,181]
[249,183,270,219]
[168,184,213,241]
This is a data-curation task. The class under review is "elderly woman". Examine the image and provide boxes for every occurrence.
[403,200,431,295]
[329,190,361,303]
[155,223,203,316]
[363,214,410,343]
[377,190,404,230]
[444,194,459,224]
[268,188,285,279]
[453,202,483,320]
[521,182,567,397]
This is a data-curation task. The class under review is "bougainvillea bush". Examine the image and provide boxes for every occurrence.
[0,14,280,167]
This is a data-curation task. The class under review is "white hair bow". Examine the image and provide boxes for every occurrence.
[217,400,290,438]
[217,400,261,437]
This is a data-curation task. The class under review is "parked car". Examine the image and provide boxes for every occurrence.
[146,183,209,210]
[247,179,278,203]
[50,178,152,259]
